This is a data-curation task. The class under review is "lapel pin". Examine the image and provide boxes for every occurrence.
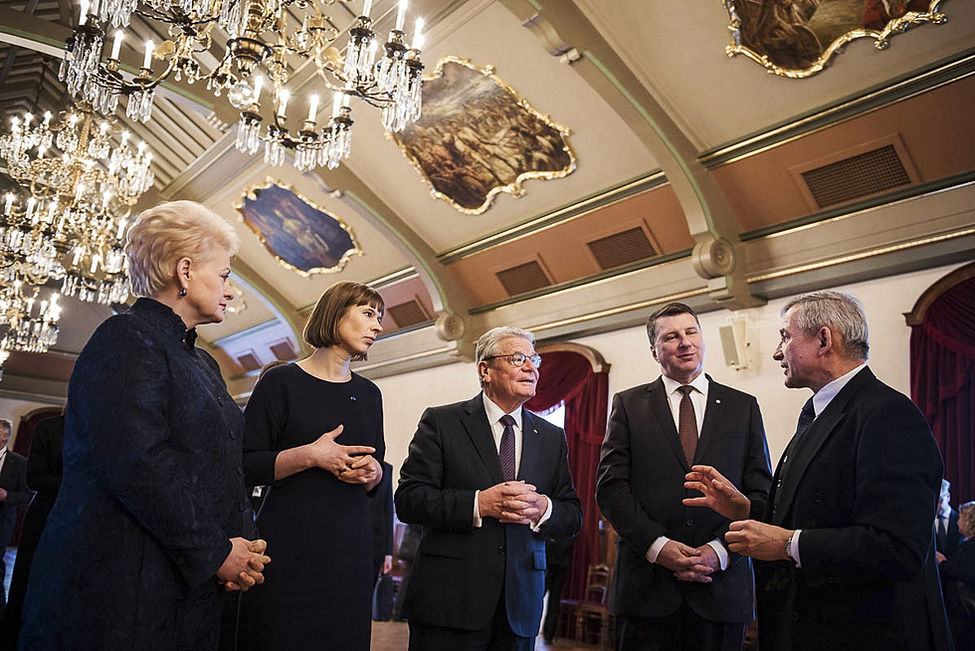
[715,399,721,404]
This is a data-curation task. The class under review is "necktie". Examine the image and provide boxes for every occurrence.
[795,398,816,439]
[499,414,516,481]
[677,386,697,466]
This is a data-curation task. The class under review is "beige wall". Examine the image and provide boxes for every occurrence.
[375,262,963,478]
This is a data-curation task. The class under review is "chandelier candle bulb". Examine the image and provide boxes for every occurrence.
[278,90,289,118]
[116,217,127,239]
[332,91,342,118]
[395,0,407,31]
[361,0,371,18]
[4,194,13,216]
[252,76,263,104]
[26,197,36,221]
[143,40,154,69]
[79,0,89,25]
[307,94,318,123]
[412,18,423,49]
[111,31,123,60]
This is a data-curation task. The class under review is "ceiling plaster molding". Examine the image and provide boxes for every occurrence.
[437,171,666,264]
[501,0,762,310]
[701,48,975,168]
[309,166,475,359]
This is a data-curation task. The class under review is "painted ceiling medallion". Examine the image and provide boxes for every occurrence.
[236,180,362,276]
[723,0,948,78]
[390,56,576,214]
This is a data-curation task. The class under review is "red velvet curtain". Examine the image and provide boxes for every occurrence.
[526,350,608,601]
[910,279,975,503]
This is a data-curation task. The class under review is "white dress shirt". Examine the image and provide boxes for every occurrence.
[472,393,553,531]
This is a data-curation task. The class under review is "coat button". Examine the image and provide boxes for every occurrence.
[236,467,243,476]
[777,480,782,490]
[498,546,505,555]
[685,518,695,527]
[814,492,825,503]
[790,612,800,623]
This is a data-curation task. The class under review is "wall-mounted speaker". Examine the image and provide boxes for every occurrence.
[719,316,749,370]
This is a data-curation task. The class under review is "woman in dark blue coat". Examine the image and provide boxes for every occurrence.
[19,200,270,651]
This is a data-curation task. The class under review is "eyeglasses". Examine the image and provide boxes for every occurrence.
[484,352,543,368]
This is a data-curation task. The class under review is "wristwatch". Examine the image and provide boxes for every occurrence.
[784,531,797,562]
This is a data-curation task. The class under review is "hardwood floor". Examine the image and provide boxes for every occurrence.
[370,620,600,651]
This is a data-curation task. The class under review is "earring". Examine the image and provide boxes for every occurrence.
[178,287,187,297]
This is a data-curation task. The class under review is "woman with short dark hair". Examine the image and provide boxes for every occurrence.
[19,200,269,651]
[240,280,385,651]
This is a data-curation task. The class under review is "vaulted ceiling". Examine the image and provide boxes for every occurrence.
[1,0,973,403]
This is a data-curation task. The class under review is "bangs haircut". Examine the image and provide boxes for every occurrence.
[303,281,385,357]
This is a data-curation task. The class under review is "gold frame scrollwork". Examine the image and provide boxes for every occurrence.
[234,177,363,277]
[723,0,948,79]
[389,56,576,215]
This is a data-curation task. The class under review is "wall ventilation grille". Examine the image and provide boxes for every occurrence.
[387,300,430,328]
[269,340,298,361]
[801,144,912,209]
[587,227,657,270]
[496,260,552,297]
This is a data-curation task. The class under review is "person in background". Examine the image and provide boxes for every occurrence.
[686,291,952,651]
[240,281,385,651]
[19,200,269,651]
[596,303,771,651]
[937,479,964,561]
[541,533,575,645]
[396,326,582,651]
[0,414,63,649]
[0,418,30,615]
[939,501,975,650]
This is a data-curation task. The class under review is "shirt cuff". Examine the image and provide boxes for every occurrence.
[473,489,482,528]
[530,494,554,532]
[706,539,729,571]
[646,536,670,563]
[788,529,802,567]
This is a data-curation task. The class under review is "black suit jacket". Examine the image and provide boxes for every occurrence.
[395,394,582,636]
[0,449,31,548]
[596,375,771,623]
[937,508,964,559]
[759,367,952,651]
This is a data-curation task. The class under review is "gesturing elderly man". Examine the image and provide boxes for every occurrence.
[395,326,582,651]
[685,291,952,651]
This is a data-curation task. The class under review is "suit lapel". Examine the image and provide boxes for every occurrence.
[646,379,686,468]
[771,368,874,525]
[518,409,541,483]
[696,375,726,462]
[462,394,504,485]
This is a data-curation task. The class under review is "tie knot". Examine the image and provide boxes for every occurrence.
[500,414,516,429]
[677,385,694,396]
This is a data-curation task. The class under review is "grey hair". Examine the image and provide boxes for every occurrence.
[0,418,11,436]
[475,326,536,387]
[783,291,869,361]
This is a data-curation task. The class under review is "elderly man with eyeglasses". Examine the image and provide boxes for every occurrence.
[396,326,582,651]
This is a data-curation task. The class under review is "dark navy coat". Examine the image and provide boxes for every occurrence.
[19,298,254,651]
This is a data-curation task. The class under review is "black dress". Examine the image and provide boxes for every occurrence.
[19,298,254,651]
[240,363,385,651]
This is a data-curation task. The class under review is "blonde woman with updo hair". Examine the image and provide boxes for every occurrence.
[19,200,269,651]
[240,280,385,651]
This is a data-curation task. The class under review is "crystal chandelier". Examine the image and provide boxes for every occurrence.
[0,104,151,305]
[61,0,425,171]
[0,280,62,354]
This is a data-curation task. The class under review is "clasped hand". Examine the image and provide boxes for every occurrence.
[478,481,548,525]
[217,537,270,592]
[656,540,719,583]
[306,424,380,486]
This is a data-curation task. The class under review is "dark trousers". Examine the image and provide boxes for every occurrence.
[616,601,746,651]
[408,589,535,651]
[542,564,568,641]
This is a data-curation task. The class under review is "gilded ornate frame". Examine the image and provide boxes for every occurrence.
[723,0,948,78]
[235,178,362,276]
[389,56,576,215]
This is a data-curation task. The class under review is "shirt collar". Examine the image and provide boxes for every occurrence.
[661,371,709,397]
[812,363,867,417]
[482,392,523,431]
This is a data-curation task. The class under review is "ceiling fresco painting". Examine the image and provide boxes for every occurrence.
[390,56,576,214]
[236,181,363,276]
[723,0,948,77]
